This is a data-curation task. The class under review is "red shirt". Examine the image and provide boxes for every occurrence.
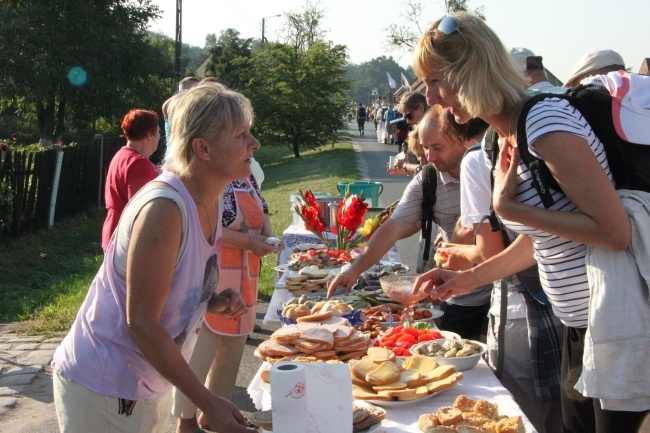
[101,147,159,249]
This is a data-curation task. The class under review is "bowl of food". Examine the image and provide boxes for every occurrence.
[409,339,487,371]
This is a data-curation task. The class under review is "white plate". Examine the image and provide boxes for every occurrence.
[274,264,289,273]
[366,390,442,407]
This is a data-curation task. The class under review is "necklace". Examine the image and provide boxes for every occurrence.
[191,180,214,242]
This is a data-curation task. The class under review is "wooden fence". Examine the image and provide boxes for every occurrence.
[0,137,127,241]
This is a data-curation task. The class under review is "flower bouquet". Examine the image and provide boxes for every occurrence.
[294,187,369,251]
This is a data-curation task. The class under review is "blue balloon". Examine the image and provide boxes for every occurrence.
[68,67,88,87]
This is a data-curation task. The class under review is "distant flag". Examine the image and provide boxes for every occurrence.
[387,72,397,89]
[401,72,412,91]
[372,86,378,95]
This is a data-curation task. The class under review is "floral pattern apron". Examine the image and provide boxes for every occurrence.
[205,179,263,335]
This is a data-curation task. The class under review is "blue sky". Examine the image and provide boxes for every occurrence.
[149,0,648,84]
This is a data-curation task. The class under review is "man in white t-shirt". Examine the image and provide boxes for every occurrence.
[328,106,492,340]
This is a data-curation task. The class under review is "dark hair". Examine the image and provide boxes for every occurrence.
[399,91,427,113]
[121,109,159,141]
[440,109,489,144]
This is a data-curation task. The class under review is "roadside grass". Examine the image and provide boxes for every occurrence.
[0,141,358,335]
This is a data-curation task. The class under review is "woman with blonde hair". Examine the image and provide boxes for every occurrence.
[412,12,649,433]
[52,82,259,433]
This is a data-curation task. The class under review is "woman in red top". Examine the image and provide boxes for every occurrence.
[101,109,161,250]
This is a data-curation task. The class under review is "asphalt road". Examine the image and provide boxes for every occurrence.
[1,120,419,433]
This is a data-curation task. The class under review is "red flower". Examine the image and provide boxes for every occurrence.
[11,133,17,139]
[303,190,318,209]
[337,196,368,232]
[0,144,8,152]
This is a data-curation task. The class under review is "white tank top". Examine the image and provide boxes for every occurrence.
[53,171,222,400]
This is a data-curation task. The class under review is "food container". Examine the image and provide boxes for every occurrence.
[409,339,487,371]
[290,193,341,229]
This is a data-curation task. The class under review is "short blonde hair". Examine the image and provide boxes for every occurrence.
[164,82,253,177]
[413,12,527,118]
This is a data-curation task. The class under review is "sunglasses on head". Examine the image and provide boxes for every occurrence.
[436,15,468,43]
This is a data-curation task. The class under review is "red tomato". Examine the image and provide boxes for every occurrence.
[417,334,435,342]
[382,340,396,349]
[397,334,416,344]
[395,340,411,348]
[393,347,407,356]
[431,331,444,339]
[401,327,419,337]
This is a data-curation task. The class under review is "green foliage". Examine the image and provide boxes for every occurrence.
[0,0,174,143]
[346,57,412,104]
[245,42,350,158]
[205,29,253,89]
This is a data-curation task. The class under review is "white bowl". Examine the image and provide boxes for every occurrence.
[409,339,487,371]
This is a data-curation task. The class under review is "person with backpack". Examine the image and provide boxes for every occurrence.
[411,12,649,433]
[328,106,493,341]
[432,48,567,433]
[356,102,367,136]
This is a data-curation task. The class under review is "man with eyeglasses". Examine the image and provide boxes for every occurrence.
[328,105,492,341]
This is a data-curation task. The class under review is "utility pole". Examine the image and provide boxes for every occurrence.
[174,0,182,91]
[261,14,281,45]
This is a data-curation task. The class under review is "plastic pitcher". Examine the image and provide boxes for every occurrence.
[337,181,383,207]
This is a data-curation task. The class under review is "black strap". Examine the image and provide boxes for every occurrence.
[421,163,437,262]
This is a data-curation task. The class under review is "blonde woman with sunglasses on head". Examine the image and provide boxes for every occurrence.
[411,12,648,433]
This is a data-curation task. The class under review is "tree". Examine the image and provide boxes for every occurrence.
[384,0,486,54]
[245,42,349,158]
[346,57,410,104]
[279,0,328,52]
[204,33,217,50]
[0,0,168,144]
[205,29,253,89]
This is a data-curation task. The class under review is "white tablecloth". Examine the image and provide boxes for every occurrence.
[263,227,401,324]
[247,359,538,433]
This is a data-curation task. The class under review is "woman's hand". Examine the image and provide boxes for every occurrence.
[492,137,523,220]
[201,394,258,433]
[209,289,248,318]
[247,234,284,257]
[412,268,473,302]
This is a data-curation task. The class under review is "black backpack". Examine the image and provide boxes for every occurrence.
[514,85,650,208]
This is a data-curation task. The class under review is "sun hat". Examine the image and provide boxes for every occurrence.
[564,49,625,87]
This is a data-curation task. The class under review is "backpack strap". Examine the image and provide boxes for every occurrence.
[421,163,438,262]
[515,94,563,208]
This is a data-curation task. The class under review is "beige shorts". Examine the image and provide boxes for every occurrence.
[53,367,172,433]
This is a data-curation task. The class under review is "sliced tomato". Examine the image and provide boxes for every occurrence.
[393,347,407,356]
[396,334,416,344]
[381,340,396,349]
[417,333,435,342]
[401,327,419,337]
[431,331,444,339]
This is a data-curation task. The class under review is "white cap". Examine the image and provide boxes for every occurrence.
[565,49,625,87]
[509,47,536,73]
[250,157,264,187]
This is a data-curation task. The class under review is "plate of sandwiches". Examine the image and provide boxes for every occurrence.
[351,347,462,407]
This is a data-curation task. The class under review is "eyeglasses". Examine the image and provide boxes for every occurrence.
[436,15,468,44]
